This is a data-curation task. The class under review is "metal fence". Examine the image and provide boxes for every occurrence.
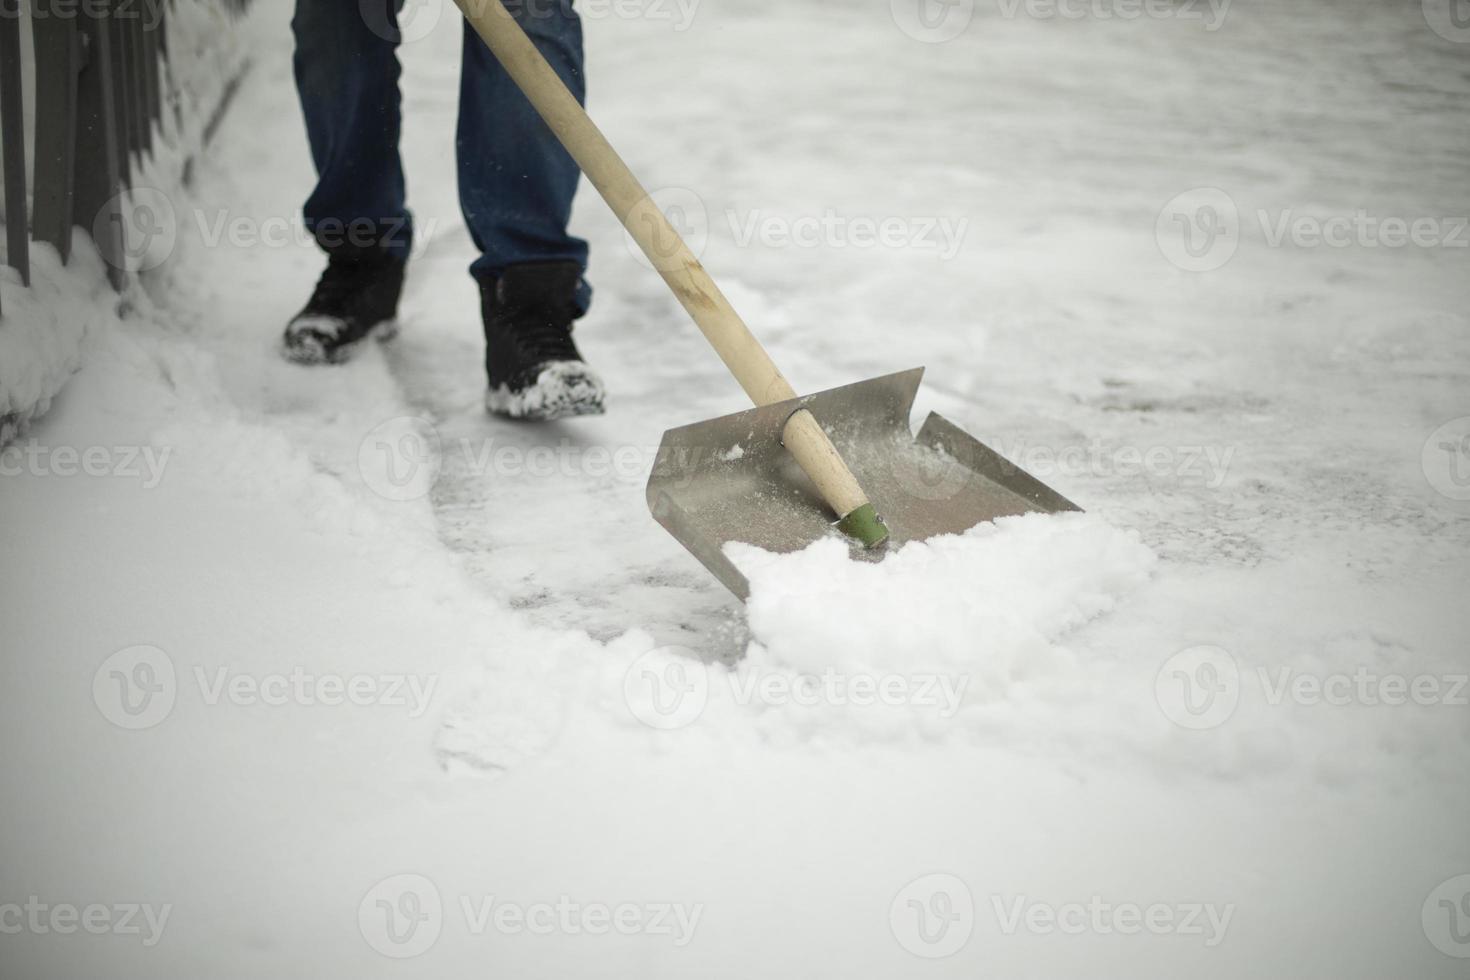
[0,0,249,313]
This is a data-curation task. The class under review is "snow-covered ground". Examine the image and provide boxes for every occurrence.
[2,0,1468,976]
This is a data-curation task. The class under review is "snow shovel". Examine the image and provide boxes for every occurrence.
[453,0,1080,598]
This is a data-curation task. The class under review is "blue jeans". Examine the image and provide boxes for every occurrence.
[291,0,590,292]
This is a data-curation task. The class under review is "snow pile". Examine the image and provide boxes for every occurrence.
[0,243,116,445]
[709,514,1155,740]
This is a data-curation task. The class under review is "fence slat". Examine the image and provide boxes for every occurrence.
[75,8,125,287]
[0,0,29,292]
[31,7,80,264]
[142,6,160,140]
[107,4,132,182]
[128,12,149,155]
[158,0,181,134]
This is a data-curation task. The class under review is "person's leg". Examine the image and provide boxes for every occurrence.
[456,0,588,299]
[292,0,413,258]
[457,0,602,419]
[283,0,412,363]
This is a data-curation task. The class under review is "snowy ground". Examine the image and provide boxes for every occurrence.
[2,0,1469,976]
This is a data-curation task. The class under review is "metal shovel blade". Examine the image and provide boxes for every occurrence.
[646,367,1082,599]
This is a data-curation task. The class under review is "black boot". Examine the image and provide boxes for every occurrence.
[481,262,605,420]
[282,247,406,364]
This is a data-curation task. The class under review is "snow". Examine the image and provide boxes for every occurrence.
[2,0,1469,977]
[483,359,607,419]
[0,242,111,446]
[727,514,1157,735]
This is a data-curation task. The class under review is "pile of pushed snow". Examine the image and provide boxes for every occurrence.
[732,513,1155,677]
[438,513,1156,764]
[699,513,1156,741]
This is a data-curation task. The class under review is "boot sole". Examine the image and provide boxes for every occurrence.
[486,361,607,421]
[281,318,399,366]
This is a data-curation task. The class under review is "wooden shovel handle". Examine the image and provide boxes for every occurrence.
[450,0,885,544]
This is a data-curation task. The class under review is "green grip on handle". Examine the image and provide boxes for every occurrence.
[836,503,888,549]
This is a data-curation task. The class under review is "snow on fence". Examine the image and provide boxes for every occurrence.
[0,0,254,446]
